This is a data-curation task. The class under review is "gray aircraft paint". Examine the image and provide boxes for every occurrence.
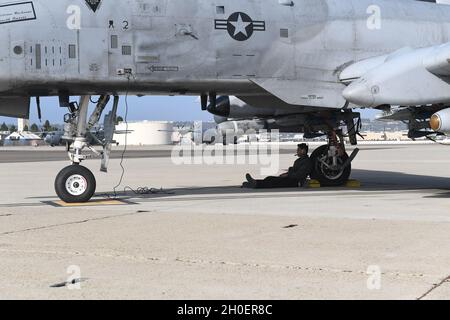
[1,0,450,117]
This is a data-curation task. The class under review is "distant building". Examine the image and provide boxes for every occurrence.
[114,121,174,146]
[359,131,410,141]
[3,132,43,146]
[17,118,30,132]
[292,134,304,142]
[0,131,9,146]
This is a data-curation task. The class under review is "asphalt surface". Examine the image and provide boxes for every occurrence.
[0,143,449,299]
[0,146,299,163]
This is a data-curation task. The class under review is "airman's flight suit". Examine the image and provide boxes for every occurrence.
[252,154,313,188]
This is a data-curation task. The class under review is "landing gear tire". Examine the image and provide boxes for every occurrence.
[310,145,351,187]
[55,165,96,203]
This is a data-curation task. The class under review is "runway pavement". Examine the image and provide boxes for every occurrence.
[0,145,299,163]
[0,144,449,299]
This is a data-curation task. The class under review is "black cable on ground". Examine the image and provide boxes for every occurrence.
[103,74,175,199]
[112,77,130,198]
[123,186,175,196]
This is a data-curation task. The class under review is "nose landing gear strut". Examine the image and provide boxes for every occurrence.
[54,95,119,203]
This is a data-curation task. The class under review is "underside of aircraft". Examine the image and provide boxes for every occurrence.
[1,0,450,202]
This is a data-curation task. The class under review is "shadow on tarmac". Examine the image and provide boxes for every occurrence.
[92,169,450,202]
[19,169,450,205]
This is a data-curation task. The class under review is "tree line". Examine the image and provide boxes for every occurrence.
[0,120,57,133]
[1,116,124,133]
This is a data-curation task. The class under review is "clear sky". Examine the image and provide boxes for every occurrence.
[0,96,380,126]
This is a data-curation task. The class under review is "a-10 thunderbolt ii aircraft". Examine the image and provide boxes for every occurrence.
[1,0,450,202]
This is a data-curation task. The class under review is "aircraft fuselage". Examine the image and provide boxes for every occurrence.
[0,0,450,108]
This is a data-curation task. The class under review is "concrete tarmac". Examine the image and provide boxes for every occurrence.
[0,145,298,163]
[0,144,449,299]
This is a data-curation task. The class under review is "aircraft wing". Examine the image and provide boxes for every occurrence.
[250,78,348,110]
[376,105,443,122]
[423,43,450,77]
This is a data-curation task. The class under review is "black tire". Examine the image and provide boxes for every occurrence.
[55,165,96,203]
[310,145,351,187]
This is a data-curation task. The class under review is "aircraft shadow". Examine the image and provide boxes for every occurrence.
[92,169,450,202]
[23,169,450,202]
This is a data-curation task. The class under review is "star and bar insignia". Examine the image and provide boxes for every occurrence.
[215,12,266,41]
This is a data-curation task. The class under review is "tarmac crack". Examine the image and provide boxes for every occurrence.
[417,274,450,300]
[132,189,442,204]
[172,257,429,280]
[0,247,431,280]
[0,211,152,236]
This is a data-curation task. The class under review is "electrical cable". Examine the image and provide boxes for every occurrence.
[103,73,175,199]
[90,96,100,104]
[123,186,175,196]
[112,75,131,198]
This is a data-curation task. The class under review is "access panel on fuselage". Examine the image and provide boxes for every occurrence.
[213,0,295,80]
[79,28,109,78]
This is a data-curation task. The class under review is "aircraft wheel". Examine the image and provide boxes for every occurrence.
[55,165,96,203]
[310,145,351,187]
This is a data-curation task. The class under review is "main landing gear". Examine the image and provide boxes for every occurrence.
[54,95,119,203]
[310,129,360,187]
[306,111,361,187]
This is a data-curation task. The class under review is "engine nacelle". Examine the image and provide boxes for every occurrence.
[431,108,450,133]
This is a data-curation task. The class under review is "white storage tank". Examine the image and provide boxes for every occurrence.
[114,121,174,146]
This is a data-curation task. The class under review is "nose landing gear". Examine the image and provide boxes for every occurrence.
[55,165,96,203]
[54,95,119,203]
